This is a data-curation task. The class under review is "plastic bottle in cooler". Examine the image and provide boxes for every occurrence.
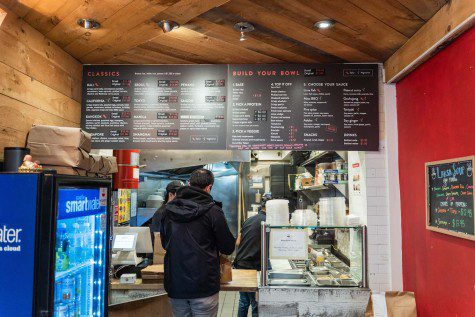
[54,303,68,317]
[82,222,93,260]
[54,279,62,304]
[61,276,75,303]
[70,223,83,266]
[75,272,82,312]
[56,223,70,272]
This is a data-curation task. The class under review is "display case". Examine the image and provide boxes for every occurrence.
[260,224,367,288]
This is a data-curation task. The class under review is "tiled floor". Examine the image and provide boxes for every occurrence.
[218,291,252,317]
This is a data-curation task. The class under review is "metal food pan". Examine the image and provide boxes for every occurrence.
[315,278,340,287]
[268,279,311,287]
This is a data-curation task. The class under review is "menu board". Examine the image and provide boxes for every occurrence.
[82,65,228,149]
[82,64,379,150]
[426,156,475,240]
[227,64,379,150]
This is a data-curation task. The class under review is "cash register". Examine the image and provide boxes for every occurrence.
[112,226,153,268]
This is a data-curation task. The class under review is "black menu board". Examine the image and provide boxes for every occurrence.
[227,64,379,150]
[426,157,475,240]
[82,64,379,150]
[82,65,228,149]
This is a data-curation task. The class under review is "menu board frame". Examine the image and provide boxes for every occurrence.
[425,156,475,241]
[81,63,380,151]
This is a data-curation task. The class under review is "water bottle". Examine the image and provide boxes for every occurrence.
[82,222,93,260]
[71,223,83,266]
[75,271,82,305]
[56,223,69,271]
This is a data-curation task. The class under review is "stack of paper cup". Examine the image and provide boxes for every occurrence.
[266,199,290,226]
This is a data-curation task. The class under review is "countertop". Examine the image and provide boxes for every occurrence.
[110,269,258,292]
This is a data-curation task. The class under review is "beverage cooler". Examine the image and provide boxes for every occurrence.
[0,172,112,317]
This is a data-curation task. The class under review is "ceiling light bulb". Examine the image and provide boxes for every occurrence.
[240,31,245,41]
[157,20,180,33]
[77,18,101,30]
[314,19,335,30]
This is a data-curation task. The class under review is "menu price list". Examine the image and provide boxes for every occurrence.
[82,65,228,149]
[227,64,379,150]
[428,159,474,236]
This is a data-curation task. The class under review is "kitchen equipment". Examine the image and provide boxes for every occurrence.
[146,194,164,209]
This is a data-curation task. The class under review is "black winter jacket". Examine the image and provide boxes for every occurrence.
[159,186,236,299]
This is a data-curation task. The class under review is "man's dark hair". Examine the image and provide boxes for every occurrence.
[189,168,214,189]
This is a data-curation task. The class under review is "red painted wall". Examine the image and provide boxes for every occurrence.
[397,27,475,317]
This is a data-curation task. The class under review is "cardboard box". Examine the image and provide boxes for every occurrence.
[153,232,166,265]
[28,142,90,170]
[27,125,92,152]
[89,154,102,173]
[100,155,118,174]
[301,177,314,187]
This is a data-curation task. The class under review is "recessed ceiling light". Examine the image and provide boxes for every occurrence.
[314,19,335,30]
[234,22,255,41]
[157,20,180,33]
[77,18,101,30]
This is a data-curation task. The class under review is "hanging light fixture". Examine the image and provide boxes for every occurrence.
[234,22,255,42]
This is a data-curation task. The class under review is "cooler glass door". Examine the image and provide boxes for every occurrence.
[53,187,108,317]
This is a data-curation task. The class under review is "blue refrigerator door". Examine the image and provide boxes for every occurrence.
[0,174,40,316]
[53,187,109,317]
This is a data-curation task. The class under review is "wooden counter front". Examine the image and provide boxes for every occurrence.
[110,268,258,292]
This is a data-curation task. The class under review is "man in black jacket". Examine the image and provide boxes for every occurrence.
[160,168,236,317]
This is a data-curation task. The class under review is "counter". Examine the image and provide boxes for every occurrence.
[108,269,258,316]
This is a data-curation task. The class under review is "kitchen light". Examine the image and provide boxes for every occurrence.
[314,19,335,30]
[234,22,255,42]
[77,18,101,30]
[157,20,180,33]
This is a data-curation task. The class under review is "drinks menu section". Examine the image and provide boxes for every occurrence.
[82,65,228,149]
[82,64,379,150]
[427,157,474,239]
[227,64,379,150]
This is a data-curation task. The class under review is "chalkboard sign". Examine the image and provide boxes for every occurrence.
[426,156,475,240]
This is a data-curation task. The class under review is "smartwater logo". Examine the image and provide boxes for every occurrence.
[0,225,22,252]
[66,195,100,214]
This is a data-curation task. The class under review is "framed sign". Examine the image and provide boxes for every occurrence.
[269,228,308,260]
[425,156,475,240]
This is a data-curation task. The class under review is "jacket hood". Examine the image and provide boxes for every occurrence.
[165,186,218,223]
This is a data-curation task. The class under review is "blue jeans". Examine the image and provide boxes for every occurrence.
[237,292,258,317]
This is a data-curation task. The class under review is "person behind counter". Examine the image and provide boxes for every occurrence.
[160,168,236,317]
[233,196,271,317]
[144,180,185,237]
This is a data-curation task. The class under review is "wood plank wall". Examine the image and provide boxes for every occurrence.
[0,7,82,159]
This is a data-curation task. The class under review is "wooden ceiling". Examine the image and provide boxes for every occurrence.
[0,0,447,65]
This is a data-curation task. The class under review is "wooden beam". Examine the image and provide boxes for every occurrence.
[220,0,377,62]
[384,0,475,83]
[80,0,231,63]
[395,0,447,21]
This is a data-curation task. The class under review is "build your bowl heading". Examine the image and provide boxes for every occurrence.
[58,188,108,220]
[0,225,22,252]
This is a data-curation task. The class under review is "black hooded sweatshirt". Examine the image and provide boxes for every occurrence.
[159,186,236,299]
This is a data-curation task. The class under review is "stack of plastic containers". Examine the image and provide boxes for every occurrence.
[265,199,290,226]
[291,209,318,226]
[318,197,346,226]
